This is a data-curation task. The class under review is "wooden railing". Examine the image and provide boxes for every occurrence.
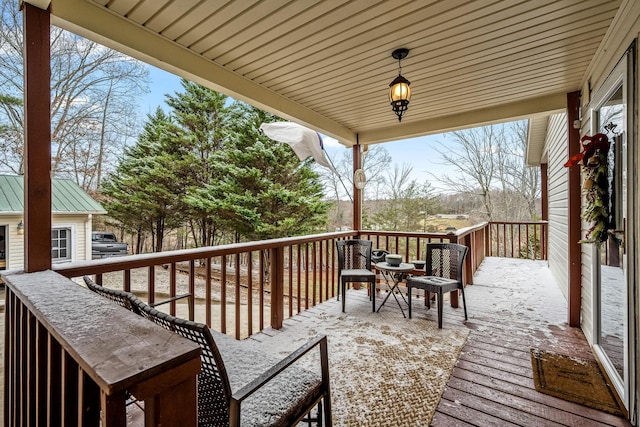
[5,220,547,424]
[3,270,201,426]
[56,231,358,339]
[53,221,546,339]
[487,221,548,260]
[361,222,489,283]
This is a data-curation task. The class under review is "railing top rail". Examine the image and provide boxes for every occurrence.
[54,222,546,278]
[56,230,356,277]
[359,230,460,239]
[4,269,201,393]
[362,223,490,240]
[452,222,489,237]
[488,220,548,225]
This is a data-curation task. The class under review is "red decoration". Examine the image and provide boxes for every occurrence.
[564,133,610,168]
[564,133,611,245]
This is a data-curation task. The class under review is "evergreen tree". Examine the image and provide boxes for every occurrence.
[191,104,330,241]
[165,80,230,247]
[101,109,186,252]
[105,83,329,252]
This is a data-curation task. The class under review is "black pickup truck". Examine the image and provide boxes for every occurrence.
[91,231,129,259]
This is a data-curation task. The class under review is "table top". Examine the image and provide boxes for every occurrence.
[374,261,416,273]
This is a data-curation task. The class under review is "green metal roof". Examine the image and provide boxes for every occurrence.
[0,175,106,214]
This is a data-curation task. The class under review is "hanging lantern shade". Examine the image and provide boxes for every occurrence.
[389,75,411,121]
[389,48,411,122]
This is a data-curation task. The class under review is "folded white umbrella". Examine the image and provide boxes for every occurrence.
[259,122,336,172]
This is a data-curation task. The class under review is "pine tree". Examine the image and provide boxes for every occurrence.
[191,104,330,241]
[101,109,186,252]
[104,84,329,253]
[166,80,230,247]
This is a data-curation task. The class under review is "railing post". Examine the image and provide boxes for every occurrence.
[270,247,284,329]
[486,223,492,256]
[480,226,487,265]
[543,221,549,260]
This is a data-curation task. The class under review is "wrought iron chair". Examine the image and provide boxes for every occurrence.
[84,276,332,426]
[406,243,468,328]
[336,239,376,313]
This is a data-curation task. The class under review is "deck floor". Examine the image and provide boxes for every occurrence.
[411,257,630,426]
[1,258,633,426]
[255,257,632,426]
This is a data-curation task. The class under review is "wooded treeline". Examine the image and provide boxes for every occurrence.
[0,0,147,188]
[100,81,329,253]
[321,120,540,232]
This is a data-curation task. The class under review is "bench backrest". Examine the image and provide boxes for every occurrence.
[131,298,232,426]
[83,276,142,315]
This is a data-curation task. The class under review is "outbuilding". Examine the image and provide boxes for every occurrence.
[0,174,106,272]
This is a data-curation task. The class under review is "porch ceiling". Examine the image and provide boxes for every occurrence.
[46,0,621,146]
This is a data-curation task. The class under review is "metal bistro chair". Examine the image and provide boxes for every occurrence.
[406,243,469,328]
[336,239,376,313]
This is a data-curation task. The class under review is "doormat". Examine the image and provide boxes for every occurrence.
[530,348,623,416]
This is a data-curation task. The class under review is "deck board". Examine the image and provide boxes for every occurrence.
[426,258,632,427]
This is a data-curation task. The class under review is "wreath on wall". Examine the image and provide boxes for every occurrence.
[564,133,611,246]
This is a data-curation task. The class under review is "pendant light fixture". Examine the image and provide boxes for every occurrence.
[389,48,411,122]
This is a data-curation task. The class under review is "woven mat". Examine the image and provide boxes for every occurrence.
[530,348,623,415]
[259,294,469,426]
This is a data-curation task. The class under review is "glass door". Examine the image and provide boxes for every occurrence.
[591,49,634,410]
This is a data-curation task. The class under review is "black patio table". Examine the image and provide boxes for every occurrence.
[374,261,415,318]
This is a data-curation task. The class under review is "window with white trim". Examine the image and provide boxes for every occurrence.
[51,228,71,262]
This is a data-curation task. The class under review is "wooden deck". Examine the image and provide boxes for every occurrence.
[249,256,632,426]
[428,257,631,427]
[1,257,633,426]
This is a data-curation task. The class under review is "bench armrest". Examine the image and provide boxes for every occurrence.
[149,293,194,320]
[229,334,329,424]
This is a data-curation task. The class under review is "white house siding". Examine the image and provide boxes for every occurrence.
[0,214,91,270]
[579,0,640,347]
[1,216,24,272]
[544,113,570,301]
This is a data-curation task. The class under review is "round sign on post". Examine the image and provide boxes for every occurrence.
[354,169,366,189]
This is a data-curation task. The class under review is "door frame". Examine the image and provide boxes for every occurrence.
[588,43,637,414]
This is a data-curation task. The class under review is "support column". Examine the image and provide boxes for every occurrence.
[23,2,52,272]
[352,144,362,233]
[567,91,581,327]
[270,247,284,330]
[541,163,548,221]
